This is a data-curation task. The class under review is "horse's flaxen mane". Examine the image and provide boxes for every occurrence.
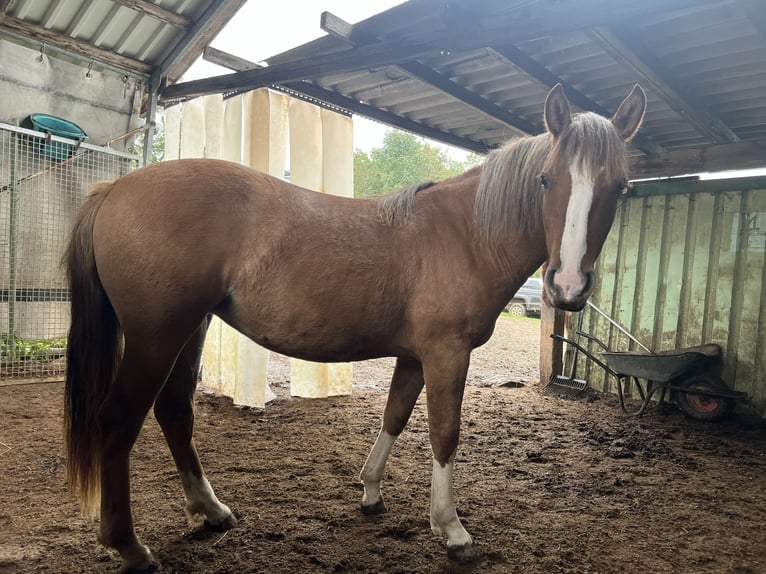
[474,133,551,243]
[475,111,628,244]
[376,180,435,225]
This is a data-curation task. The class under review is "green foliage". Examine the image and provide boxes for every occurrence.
[0,332,67,363]
[354,130,483,198]
[132,110,165,164]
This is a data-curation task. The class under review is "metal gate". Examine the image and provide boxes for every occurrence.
[0,122,139,383]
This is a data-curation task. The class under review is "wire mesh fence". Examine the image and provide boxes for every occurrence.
[0,123,139,383]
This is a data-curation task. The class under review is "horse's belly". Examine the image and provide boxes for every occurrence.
[216,299,405,363]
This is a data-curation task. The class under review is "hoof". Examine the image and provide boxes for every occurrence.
[204,512,238,532]
[360,500,388,516]
[121,563,160,574]
[120,556,160,574]
[447,543,482,565]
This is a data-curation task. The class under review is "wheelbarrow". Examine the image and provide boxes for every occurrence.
[548,305,747,421]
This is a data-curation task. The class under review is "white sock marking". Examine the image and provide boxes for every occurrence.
[557,159,594,299]
[361,430,396,506]
[181,472,232,524]
[430,458,473,548]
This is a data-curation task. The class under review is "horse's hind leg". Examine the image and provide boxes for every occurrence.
[361,357,424,514]
[153,316,235,530]
[97,342,181,572]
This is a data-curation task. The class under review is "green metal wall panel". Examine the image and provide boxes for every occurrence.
[578,176,766,417]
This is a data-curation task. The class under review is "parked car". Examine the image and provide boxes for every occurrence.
[504,277,543,317]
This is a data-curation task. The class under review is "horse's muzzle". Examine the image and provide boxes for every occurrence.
[543,267,594,311]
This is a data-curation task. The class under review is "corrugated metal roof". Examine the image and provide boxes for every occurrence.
[166,0,766,175]
[5,0,763,174]
[0,0,246,84]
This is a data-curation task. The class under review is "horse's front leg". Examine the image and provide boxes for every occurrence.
[360,357,424,514]
[422,346,481,564]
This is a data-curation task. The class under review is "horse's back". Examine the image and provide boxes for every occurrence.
[89,159,405,352]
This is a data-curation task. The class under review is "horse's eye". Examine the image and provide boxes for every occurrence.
[540,175,549,189]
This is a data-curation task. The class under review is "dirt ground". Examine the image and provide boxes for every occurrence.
[1,316,765,574]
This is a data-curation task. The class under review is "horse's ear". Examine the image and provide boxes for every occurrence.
[611,84,647,142]
[544,84,572,138]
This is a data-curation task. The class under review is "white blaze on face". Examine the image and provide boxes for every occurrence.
[556,159,595,299]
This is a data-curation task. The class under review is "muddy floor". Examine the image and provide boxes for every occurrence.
[1,316,765,573]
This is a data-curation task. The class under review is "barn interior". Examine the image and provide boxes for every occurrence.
[1,0,765,414]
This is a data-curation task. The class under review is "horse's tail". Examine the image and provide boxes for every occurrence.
[63,181,123,517]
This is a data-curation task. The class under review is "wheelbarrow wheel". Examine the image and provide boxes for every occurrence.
[675,375,733,421]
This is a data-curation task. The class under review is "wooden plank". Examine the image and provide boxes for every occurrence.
[539,306,565,385]
[654,194,690,351]
[589,26,739,144]
[0,15,152,75]
[629,138,766,179]
[321,11,537,135]
[488,44,663,155]
[163,0,720,100]
[587,203,621,391]
[202,46,492,152]
[0,377,62,387]
[113,0,192,30]
[153,0,248,86]
[714,193,744,385]
[634,175,766,197]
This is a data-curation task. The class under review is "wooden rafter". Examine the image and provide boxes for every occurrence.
[151,0,246,88]
[0,14,152,74]
[488,43,664,155]
[202,46,492,153]
[321,11,536,135]
[113,0,192,30]
[589,26,739,144]
[163,0,716,101]
[629,137,766,179]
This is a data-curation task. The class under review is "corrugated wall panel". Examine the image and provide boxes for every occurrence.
[576,177,766,417]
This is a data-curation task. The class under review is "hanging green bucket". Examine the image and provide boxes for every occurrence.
[22,114,88,160]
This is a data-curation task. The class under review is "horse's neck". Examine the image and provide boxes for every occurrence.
[486,231,548,291]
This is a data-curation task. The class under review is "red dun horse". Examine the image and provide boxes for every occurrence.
[64,84,645,571]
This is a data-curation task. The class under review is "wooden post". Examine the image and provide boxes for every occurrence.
[539,305,565,386]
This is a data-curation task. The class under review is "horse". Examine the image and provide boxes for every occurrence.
[63,83,645,571]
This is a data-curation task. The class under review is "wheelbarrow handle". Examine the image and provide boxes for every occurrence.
[550,334,620,378]
[575,330,611,352]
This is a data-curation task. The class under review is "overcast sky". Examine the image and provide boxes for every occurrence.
[184,1,406,153]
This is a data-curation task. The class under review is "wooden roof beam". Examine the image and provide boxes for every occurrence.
[162,0,725,101]
[589,26,739,144]
[488,43,663,155]
[628,137,766,179]
[113,0,192,30]
[321,11,536,135]
[0,14,152,74]
[202,45,492,154]
[151,0,246,89]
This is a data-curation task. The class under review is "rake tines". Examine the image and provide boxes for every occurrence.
[542,374,588,398]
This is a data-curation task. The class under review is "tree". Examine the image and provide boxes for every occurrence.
[354,130,482,198]
[132,111,165,164]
